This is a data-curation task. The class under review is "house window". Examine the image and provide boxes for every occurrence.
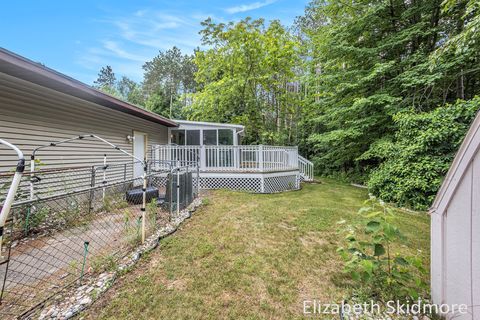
[218,129,233,145]
[171,130,185,145]
[186,130,200,145]
[203,130,217,145]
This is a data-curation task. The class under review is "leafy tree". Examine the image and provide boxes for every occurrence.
[143,46,196,118]
[188,18,301,144]
[296,0,480,193]
[144,92,176,118]
[93,65,117,94]
[366,98,480,210]
[338,197,428,305]
[117,76,144,106]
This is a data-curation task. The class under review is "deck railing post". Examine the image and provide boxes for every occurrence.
[258,145,264,172]
[200,145,206,171]
[234,146,239,170]
[294,146,299,169]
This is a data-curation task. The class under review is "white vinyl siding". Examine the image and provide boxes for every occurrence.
[444,165,472,319]
[431,155,480,319]
[0,72,168,173]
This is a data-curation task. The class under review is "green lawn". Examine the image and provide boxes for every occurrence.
[84,179,430,319]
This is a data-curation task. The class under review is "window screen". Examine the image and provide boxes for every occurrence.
[186,130,200,145]
[218,129,233,145]
[171,130,185,145]
[203,130,217,145]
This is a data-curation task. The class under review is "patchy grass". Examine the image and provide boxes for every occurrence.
[83,179,430,320]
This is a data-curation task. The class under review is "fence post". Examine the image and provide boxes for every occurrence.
[88,166,96,214]
[30,155,35,201]
[102,154,107,202]
[141,162,147,244]
[177,167,180,216]
[169,163,173,220]
[196,163,200,197]
[123,163,127,193]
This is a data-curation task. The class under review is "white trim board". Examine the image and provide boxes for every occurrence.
[430,110,480,216]
[198,170,299,179]
[173,120,244,130]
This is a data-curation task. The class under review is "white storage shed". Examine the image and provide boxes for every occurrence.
[430,111,480,319]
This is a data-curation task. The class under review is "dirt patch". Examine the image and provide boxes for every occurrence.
[299,232,329,248]
[277,222,297,230]
[166,278,187,291]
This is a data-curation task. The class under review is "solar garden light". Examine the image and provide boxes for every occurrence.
[0,139,25,257]
[30,134,149,243]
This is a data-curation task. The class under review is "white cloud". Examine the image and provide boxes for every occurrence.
[108,11,200,51]
[102,40,149,62]
[225,0,277,14]
[75,9,209,82]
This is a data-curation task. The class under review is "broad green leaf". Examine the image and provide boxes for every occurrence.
[360,260,374,275]
[394,257,409,266]
[373,244,385,256]
[366,220,381,233]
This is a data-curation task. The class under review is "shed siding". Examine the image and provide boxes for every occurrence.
[444,163,473,319]
[472,156,480,319]
[431,211,443,304]
[0,72,168,172]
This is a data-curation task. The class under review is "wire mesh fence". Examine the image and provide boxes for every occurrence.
[0,160,199,318]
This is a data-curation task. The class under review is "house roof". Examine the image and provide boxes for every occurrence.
[174,120,245,131]
[430,110,480,215]
[0,48,178,127]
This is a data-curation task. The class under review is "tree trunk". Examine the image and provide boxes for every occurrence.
[457,69,465,100]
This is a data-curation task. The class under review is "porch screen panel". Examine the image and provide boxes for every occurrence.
[203,130,217,145]
[171,130,185,162]
[171,130,185,145]
[218,129,233,145]
[186,130,200,145]
[218,129,234,167]
[186,130,200,163]
[204,130,217,167]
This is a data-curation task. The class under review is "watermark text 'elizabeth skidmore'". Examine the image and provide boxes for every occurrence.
[303,300,468,317]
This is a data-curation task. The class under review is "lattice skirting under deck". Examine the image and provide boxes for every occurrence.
[149,171,300,194]
[263,174,300,193]
[199,171,300,193]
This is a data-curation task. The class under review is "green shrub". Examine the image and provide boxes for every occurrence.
[364,98,480,210]
[337,197,428,303]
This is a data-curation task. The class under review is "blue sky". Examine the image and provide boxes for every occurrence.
[0,0,308,84]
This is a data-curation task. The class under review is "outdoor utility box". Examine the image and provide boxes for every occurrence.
[126,186,159,204]
[165,171,193,210]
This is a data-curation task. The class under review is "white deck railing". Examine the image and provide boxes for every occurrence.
[298,155,314,181]
[152,145,299,173]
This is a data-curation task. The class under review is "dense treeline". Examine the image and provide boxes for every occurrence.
[297,0,480,209]
[94,0,480,209]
